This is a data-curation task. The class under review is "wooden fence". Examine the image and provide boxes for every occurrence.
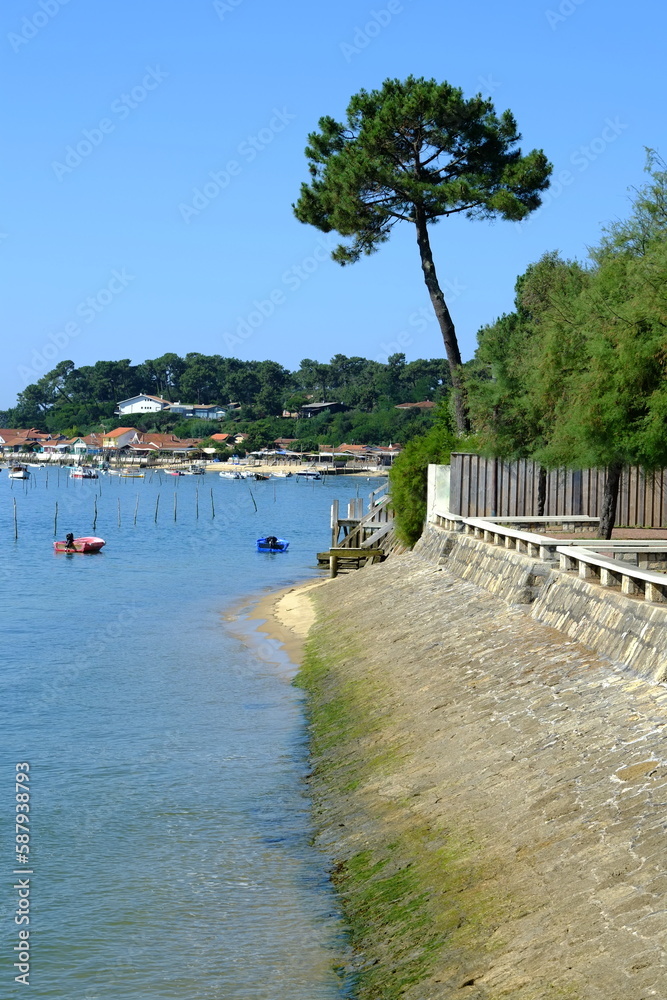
[448,454,667,528]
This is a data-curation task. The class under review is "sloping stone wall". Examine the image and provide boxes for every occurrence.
[414,523,667,682]
[305,553,667,1000]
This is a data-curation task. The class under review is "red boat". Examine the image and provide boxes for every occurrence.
[54,536,106,554]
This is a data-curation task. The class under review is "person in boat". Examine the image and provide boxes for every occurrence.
[65,532,75,551]
[265,535,278,549]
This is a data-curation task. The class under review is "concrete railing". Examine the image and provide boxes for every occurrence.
[431,510,667,605]
[558,546,667,603]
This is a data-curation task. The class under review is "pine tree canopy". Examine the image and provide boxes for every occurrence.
[293,75,552,265]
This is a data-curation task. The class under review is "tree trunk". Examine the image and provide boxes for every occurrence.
[414,208,470,434]
[537,466,547,517]
[599,461,623,540]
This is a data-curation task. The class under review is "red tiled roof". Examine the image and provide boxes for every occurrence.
[104,427,137,438]
[210,433,230,442]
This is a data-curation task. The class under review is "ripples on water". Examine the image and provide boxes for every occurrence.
[1,470,379,998]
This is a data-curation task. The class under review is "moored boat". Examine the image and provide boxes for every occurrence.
[256,536,289,552]
[219,471,246,479]
[295,471,321,481]
[70,466,99,479]
[54,536,106,554]
[8,465,30,480]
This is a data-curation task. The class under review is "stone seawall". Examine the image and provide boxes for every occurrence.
[415,522,667,681]
[299,538,667,1000]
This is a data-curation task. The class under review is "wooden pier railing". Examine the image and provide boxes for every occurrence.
[320,488,395,576]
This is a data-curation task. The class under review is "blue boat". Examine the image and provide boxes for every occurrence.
[256,536,289,552]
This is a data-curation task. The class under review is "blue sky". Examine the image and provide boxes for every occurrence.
[2,0,665,407]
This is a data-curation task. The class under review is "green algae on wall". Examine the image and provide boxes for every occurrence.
[296,609,515,1000]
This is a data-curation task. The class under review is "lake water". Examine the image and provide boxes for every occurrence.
[1,468,381,999]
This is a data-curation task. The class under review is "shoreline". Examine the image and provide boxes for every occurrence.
[223,576,330,668]
[206,461,388,478]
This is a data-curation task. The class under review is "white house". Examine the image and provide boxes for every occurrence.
[115,395,226,421]
[115,394,172,416]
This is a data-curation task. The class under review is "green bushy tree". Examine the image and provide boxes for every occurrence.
[389,410,458,546]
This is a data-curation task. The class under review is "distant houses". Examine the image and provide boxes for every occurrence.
[0,426,205,461]
[115,394,227,421]
[300,401,346,418]
[318,442,402,466]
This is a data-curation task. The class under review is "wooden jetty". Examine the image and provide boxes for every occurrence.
[318,484,395,577]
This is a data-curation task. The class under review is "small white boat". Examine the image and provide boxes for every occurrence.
[9,465,30,480]
[219,470,246,480]
[70,467,98,479]
[295,471,321,481]
[271,472,293,479]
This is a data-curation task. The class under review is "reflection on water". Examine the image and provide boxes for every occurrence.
[1,470,379,998]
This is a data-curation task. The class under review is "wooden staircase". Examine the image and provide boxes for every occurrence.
[318,485,395,576]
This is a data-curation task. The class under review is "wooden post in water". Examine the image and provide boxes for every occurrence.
[195,487,199,520]
[331,499,339,547]
[54,501,58,538]
[134,496,139,526]
[93,497,98,531]
[210,488,215,519]
[173,492,177,522]
[117,498,121,528]
[45,470,48,489]
[248,487,257,513]
[13,498,18,540]
[154,493,160,523]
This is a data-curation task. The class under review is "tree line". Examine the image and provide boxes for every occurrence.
[2,352,450,444]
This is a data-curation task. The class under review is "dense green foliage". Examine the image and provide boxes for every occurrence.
[388,153,667,543]
[294,75,552,430]
[465,152,667,535]
[6,351,449,447]
[389,410,457,546]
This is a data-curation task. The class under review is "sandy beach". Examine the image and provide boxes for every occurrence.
[248,578,329,662]
[205,461,388,478]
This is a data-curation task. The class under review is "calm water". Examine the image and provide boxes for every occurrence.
[1,468,381,998]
